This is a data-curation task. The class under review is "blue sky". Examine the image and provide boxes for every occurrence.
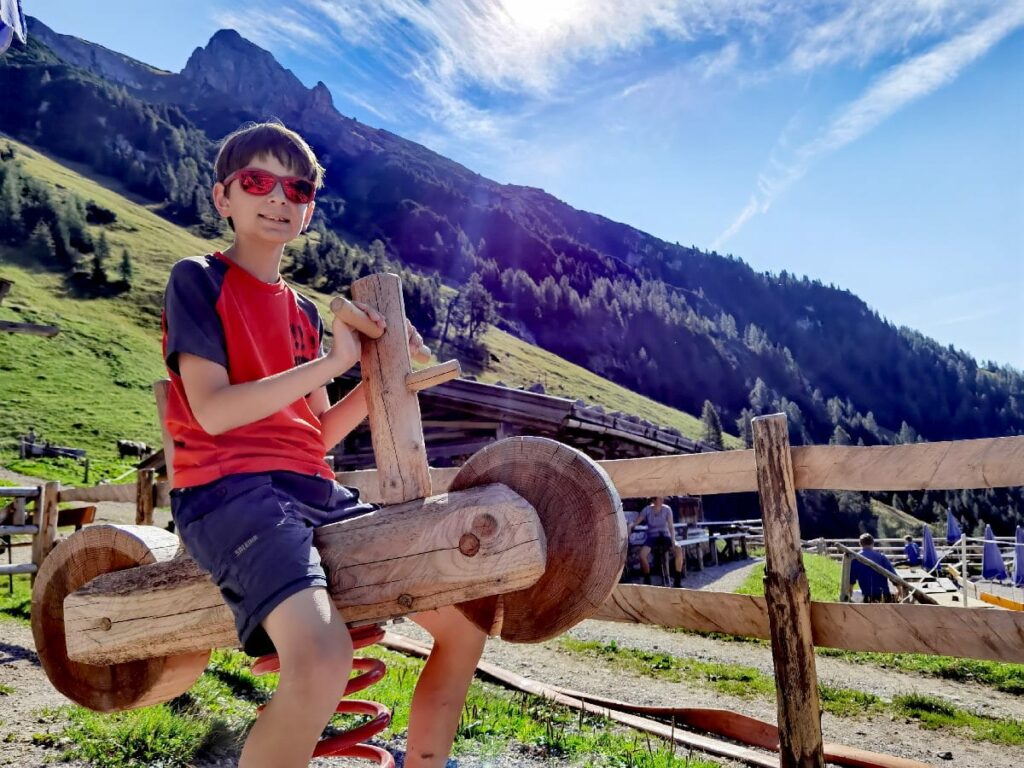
[26,1,1024,367]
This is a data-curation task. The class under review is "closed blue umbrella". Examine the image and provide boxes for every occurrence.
[946,509,963,546]
[0,0,26,54]
[922,525,939,572]
[1014,526,1024,588]
[982,524,1008,581]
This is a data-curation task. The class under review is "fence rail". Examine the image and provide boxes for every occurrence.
[0,483,59,579]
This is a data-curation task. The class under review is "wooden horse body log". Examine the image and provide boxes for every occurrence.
[33,272,626,714]
[60,483,545,667]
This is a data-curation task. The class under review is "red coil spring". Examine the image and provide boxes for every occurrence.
[251,624,394,766]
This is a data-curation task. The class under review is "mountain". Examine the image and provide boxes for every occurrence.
[3,17,1023,460]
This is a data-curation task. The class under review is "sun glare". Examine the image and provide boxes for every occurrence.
[499,0,580,33]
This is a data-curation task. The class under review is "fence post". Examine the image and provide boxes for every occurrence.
[30,482,60,583]
[752,414,825,768]
[839,552,852,602]
[136,469,155,525]
[961,533,969,607]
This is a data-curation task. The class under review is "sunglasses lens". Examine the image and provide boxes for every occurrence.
[283,179,315,204]
[229,169,315,203]
[238,170,276,195]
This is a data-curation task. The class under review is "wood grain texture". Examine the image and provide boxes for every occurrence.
[31,524,210,713]
[60,484,545,671]
[753,415,824,768]
[595,585,1024,663]
[351,273,432,503]
[449,436,625,643]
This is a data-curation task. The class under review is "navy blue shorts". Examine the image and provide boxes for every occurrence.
[170,470,375,657]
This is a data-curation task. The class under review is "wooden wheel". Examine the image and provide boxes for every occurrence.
[450,436,625,642]
[31,524,210,713]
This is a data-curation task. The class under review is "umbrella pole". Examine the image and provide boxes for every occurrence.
[961,533,969,608]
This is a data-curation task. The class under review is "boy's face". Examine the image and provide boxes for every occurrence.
[212,153,316,244]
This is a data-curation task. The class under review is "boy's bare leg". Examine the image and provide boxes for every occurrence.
[406,605,487,768]
[239,587,353,768]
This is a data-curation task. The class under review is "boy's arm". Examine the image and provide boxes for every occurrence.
[179,352,352,436]
[316,383,368,452]
[308,317,427,451]
[179,297,382,436]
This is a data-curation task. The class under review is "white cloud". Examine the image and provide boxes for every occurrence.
[206,0,1022,209]
[211,7,335,54]
[713,1,1024,249]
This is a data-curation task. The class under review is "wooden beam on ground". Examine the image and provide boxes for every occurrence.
[0,319,60,336]
[62,482,546,666]
[595,585,1024,663]
[753,415,824,768]
[833,542,937,605]
[383,632,781,768]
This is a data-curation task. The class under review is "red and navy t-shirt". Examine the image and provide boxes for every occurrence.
[160,252,334,489]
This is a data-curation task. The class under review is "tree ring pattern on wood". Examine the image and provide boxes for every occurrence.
[450,436,625,643]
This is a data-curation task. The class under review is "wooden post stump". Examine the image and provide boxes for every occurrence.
[135,469,155,525]
[752,414,825,768]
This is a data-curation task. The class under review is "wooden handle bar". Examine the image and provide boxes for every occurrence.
[330,295,431,363]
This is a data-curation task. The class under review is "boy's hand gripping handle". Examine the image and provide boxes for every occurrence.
[330,295,432,364]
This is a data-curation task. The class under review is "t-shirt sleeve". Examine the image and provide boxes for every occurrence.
[163,258,227,375]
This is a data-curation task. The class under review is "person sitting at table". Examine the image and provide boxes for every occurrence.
[628,496,683,587]
[851,533,897,603]
[902,534,922,567]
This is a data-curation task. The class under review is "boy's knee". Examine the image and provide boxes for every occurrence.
[279,626,353,694]
[288,647,352,702]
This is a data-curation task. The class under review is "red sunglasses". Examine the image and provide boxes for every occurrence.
[222,167,317,204]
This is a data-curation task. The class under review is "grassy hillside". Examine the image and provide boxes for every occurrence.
[871,499,929,539]
[0,137,736,479]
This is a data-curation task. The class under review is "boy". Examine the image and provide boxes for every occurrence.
[162,121,485,768]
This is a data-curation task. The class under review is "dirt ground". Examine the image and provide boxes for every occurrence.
[2,468,1023,767]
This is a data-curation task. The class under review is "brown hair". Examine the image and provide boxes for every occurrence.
[213,121,324,230]
[859,533,875,547]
